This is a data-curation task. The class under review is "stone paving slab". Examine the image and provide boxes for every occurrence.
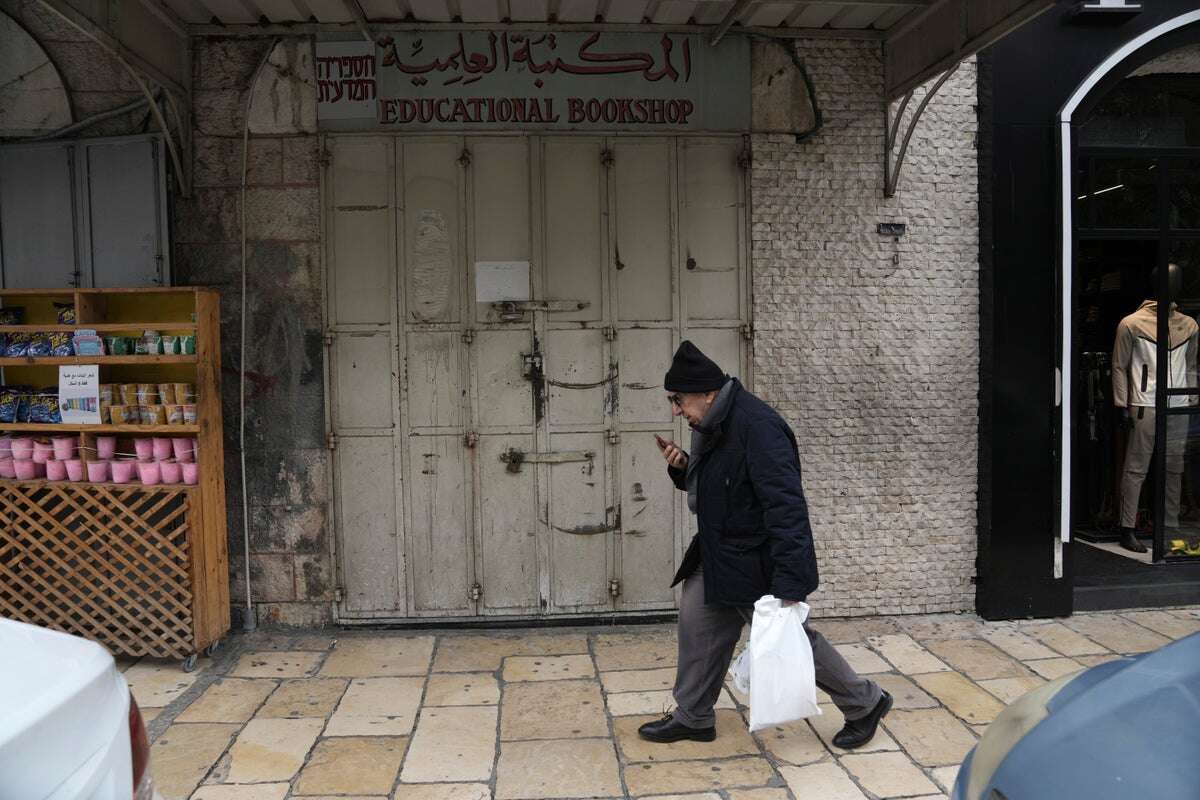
[128,605,1198,800]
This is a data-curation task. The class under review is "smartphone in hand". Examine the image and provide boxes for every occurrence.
[654,434,669,451]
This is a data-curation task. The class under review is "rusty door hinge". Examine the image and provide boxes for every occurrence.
[602,326,617,341]
[740,323,754,341]
[323,332,335,347]
[464,431,479,448]
[609,579,621,598]
[737,147,752,171]
[333,586,344,602]
[458,147,472,167]
[326,433,338,450]
[469,582,483,601]
[461,328,475,344]
[601,149,615,167]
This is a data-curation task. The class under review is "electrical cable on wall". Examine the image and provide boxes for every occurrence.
[239,38,284,631]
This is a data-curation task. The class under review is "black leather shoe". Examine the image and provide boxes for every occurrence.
[1119,527,1148,554]
[637,712,716,743]
[832,690,892,750]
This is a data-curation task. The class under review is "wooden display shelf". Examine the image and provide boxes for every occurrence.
[0,355,196,366]
[0,287,228,668]
[0,423,200,433]
[0,323,197,332]
[0,477,199,491]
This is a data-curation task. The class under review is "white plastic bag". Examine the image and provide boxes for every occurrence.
[728,647,751,696]
[746,595,822,731]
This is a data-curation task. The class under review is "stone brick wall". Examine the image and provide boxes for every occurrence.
[751,40,980,616]
[0,0,149,136]
[173,38,331,628]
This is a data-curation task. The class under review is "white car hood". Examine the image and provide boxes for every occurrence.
[0,620,128,799]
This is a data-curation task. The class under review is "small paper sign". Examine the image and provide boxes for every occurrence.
[475,261,530,302]
[59,365,100,423]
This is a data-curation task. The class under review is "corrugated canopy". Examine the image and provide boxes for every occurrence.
[34,0,1054,100]
[163,0,1054,99]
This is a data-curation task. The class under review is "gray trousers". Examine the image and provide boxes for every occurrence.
[671,568,882,728]
[1120,407,1186,529]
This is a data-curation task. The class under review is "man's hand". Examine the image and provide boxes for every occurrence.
[656,436,689,469]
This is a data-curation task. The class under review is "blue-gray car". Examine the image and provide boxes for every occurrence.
[953,631,1200,800]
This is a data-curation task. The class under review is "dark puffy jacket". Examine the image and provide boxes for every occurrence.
[669,380,819,606]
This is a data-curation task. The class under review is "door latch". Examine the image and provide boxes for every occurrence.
[521,352,544,379]
[494,300,590,314]
[609,579,621,598]
[469,582,482,601]
[499,448,594,474]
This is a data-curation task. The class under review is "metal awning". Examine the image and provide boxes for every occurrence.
[147,0,1053,99]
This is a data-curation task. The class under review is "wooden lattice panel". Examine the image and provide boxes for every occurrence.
[0,482,195,659]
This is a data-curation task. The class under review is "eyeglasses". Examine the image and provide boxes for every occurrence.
[667,393,683,407]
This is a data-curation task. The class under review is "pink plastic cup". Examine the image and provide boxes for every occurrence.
[134,438,153,462]
[86,460,109,482]
[152,437,172,461]
[159,460,182,484]
[172,437,194,463]
[0,458,14,478]
[96,436,117,460]
[14,459,37,480]
[45,460,67,481]
[181,462,199,485]
[52,436,76,461]
[32,440,53,464]
[10,436,34,461]
[137,461,161,486]
[111,459,136,484]
[11,436,34,461]
[0,436,12,460]
[65,459,84,481]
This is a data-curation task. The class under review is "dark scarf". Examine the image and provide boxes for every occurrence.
[686,379,735,514]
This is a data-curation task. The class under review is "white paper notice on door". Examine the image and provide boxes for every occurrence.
[475,261,531,302]
[59,365,101,424]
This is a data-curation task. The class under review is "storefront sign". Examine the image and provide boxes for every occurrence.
[316,32,749,132]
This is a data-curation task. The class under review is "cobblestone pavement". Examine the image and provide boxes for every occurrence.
[120,607,1200,800]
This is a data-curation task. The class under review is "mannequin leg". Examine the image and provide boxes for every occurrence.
[1121,408,1155,529]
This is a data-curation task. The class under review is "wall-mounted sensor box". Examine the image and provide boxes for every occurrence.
[1073,1,1142,16]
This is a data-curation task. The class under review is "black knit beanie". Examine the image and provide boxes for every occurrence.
[664,341,727,392]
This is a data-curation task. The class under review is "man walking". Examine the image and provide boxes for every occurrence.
[638,341,891,748]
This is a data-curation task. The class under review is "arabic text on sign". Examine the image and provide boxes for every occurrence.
[379,31,692,88]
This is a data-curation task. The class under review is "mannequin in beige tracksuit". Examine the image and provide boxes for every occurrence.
[1112,268,1199,553]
